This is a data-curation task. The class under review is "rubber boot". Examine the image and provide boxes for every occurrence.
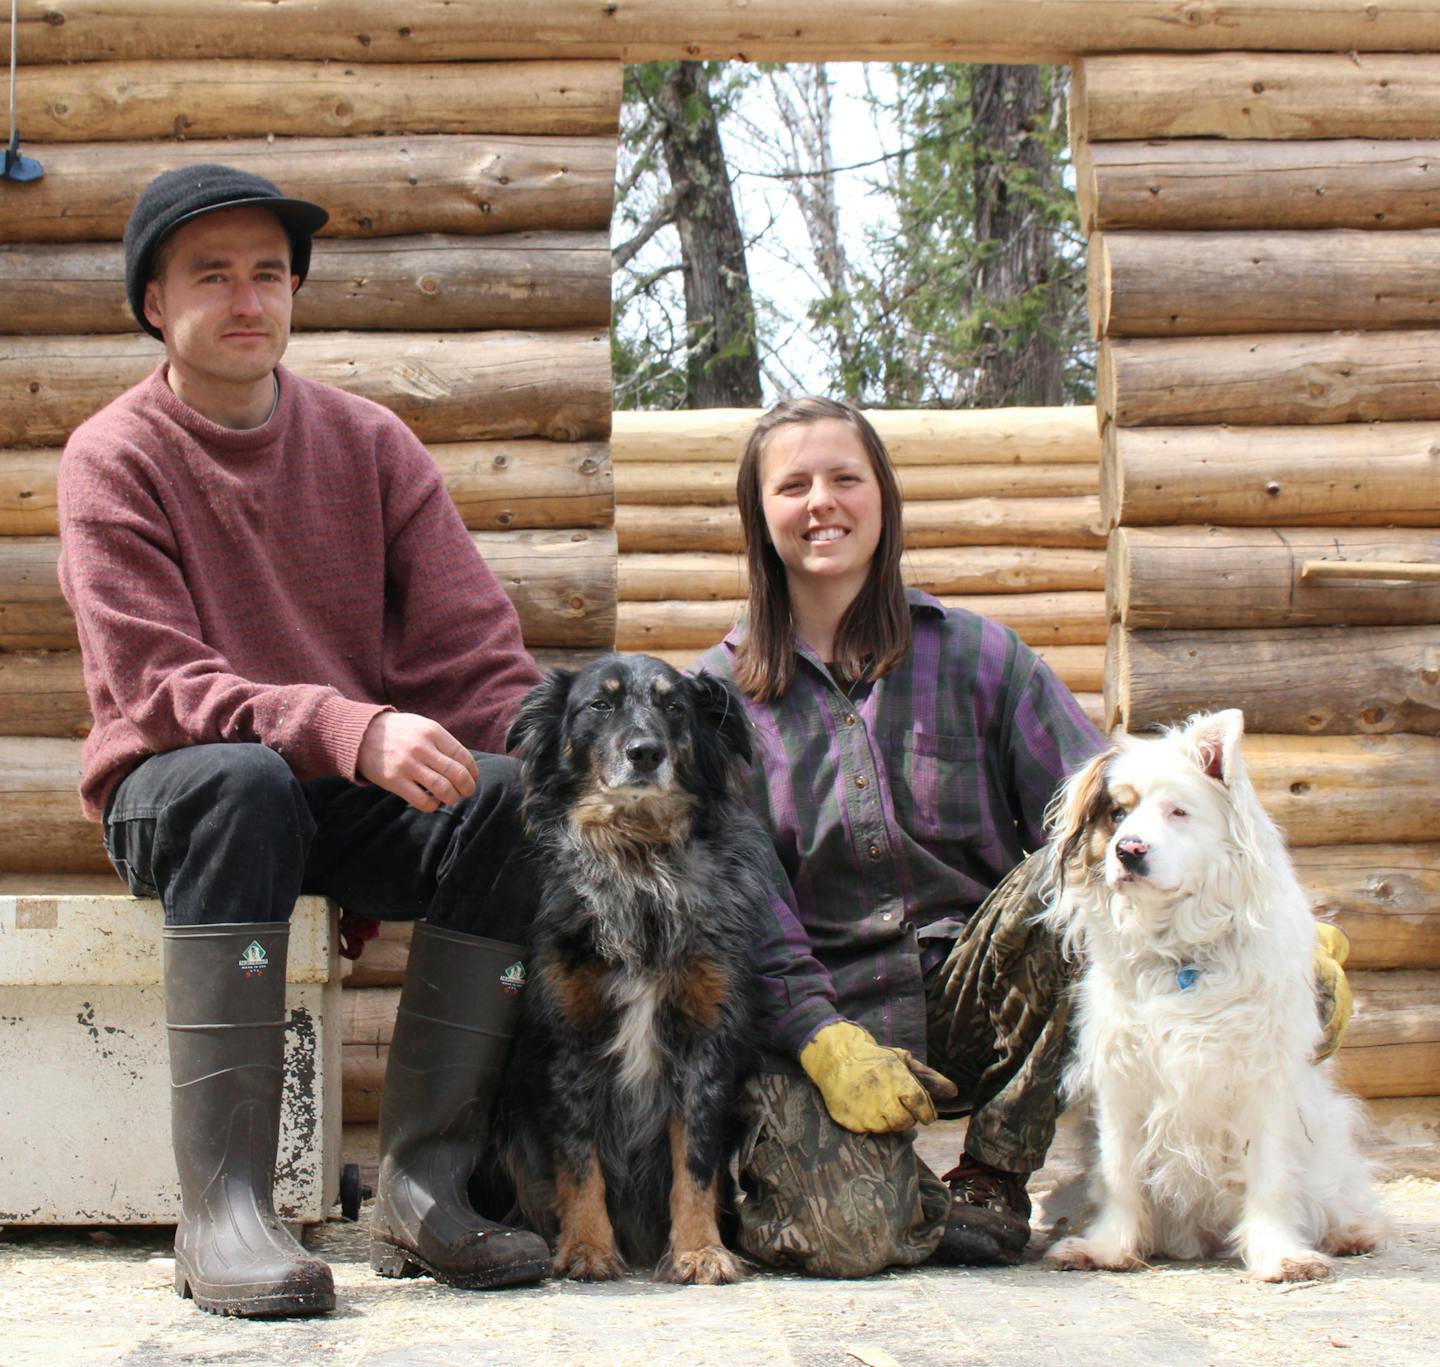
[369,922,551,1288]
[163,922,335,1316]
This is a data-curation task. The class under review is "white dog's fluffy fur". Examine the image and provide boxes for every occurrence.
[1041,710,1386,1282]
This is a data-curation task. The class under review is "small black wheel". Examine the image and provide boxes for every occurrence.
[339,1163,367,1222]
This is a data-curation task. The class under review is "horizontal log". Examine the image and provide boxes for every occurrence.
[339,968,1439,1115]
[0,873,124,895]
[0,738,108,875]
[344,986,402,1047]
[0,651,92,738]
[615,592,1107,652]
[1076,139,1440,234]
[0,438,613,537]
[343,1044,385,1123]
[615,497,1104,554]
[15,60,619,141]
[0,528,616,651]
[434,441,612,532]
[1073,52,1440,143]
[1245,734,1440,848]
[0,135,616,244]
[1295,846,1440,971]
[0,233,611,335]
[1361,1096,1440,1175]
[1092,231,1440,339]
[0,330,611,449]
[610,407,1100,466]
[619,546,1104,603]
[1304,560,1440,584]
[18,2,1440,64]
[1103,424,1440,529]
[323,838,1440,984]
[470,528,616,649]
[614,460,1099,507]
[1335,970,1440,1099]
[343,922,414,989]
[1107,624,1440,736]
[1100,331,1440,428]
[1109,527,1440,630]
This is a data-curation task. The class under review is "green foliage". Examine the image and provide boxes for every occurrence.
[611,61,1093,410]
[830,64,1091,407]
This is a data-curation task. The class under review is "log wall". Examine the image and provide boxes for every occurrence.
[1074,50,1440,1109]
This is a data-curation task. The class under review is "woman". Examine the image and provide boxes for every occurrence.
[696,396,1104,1277]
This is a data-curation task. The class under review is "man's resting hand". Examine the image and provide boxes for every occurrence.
[799,1020,958,1134]
[357,712,480,813]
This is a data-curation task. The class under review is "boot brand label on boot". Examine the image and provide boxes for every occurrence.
[239,941,270,976]
[500,961,526,995]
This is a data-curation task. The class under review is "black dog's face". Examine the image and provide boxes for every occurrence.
[508,654,753,849]
[565,654,698,799]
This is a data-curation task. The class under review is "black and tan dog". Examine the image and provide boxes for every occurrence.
[499,654,766,1284]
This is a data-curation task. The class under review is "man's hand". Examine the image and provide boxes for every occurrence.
[356,712,480,813]
[799,1020,958,1134]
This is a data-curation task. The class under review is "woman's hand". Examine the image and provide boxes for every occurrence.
[799,1020,957,1133]
[1313,922,1353,1062]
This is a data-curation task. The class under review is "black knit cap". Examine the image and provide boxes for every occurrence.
[124,164,330,339]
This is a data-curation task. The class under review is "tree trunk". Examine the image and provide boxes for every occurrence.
[654,62,762,408]
[969,65,1063,406]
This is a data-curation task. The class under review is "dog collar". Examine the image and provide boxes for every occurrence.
[1175,965,1202,992]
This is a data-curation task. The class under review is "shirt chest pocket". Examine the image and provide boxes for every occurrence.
[886,731,991,855]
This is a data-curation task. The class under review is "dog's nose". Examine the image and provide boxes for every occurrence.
[1116,837,1149,870]
[626,739,665,773]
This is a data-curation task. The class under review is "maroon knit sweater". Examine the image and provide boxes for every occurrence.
[57,365,541,821]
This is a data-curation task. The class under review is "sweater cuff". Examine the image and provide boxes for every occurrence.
[306,697,394,782]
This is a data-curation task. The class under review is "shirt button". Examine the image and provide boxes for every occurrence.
[883,913,893,921]
[845,714,857,726]
[855,775,867,789]
[868,844,881,860]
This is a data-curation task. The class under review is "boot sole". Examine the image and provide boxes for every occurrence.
[176,1264,335,1317]
[370,1237,551,1289]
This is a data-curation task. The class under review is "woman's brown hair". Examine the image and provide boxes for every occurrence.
[731,396,910,701]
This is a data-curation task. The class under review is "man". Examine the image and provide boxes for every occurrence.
[57,165,551,1317]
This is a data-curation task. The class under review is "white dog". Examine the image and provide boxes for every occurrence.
[1041,710,1385,1282]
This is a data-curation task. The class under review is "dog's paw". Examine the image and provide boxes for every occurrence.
[1250,1252,1332,1283]
[658,1243,745,1286]
[1044,1237,1143,1273]
[1321,1222,1384,1258]
[554,1239,625,1282]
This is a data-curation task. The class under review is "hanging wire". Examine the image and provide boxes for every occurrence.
[6,0,46,182]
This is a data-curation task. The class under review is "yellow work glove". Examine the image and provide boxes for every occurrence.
[1313,922,1353,1063]
[799,1020,957,1134]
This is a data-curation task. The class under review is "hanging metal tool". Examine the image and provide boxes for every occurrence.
[4,0,44,183]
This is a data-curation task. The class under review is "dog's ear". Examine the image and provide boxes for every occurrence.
[1184,709,1246,786]
[1046,745,1116,879]
[506,667,575,756]
[687,671,753,767]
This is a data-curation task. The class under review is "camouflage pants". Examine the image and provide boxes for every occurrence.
[735,871,1075,1278]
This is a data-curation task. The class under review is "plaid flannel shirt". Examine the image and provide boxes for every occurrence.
[696,589,1104,1061]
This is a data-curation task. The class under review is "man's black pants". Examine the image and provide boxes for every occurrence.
[102,743,537,939]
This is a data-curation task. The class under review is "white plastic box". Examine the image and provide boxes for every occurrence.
[0,894,341,1224]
